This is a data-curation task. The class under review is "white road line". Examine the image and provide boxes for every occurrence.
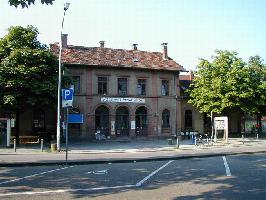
[0,184,136,197]
[0,161,174,196]
[0,165,75,186]
[255,158,266,162]
[222,156,231,176]
[87,169,108,175]
[136,160,174,187]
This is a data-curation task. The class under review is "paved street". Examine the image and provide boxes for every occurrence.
[1,153,266,200]
[1,137,266,166]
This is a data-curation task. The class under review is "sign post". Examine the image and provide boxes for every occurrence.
[62,88,74,164]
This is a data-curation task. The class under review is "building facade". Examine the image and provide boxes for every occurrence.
[51,35,185,139]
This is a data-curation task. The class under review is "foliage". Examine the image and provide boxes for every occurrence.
[0,25,58,110]
[188,50,266,116]
[245,55,266,115]
[9,0,54,8]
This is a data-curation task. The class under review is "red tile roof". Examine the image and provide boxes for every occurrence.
[50,43,185,72]
[179,75,192,81]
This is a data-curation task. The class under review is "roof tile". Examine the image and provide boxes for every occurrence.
[50,43,185,72]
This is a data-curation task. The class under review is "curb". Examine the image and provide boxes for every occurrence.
[1,150,266,167]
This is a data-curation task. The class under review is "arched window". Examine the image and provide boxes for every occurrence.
[185,110,192,128]
[162,109,170,128]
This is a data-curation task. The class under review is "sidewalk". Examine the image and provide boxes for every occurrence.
[0,137,266,167]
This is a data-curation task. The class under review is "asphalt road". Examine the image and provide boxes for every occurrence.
[0,153,266,200]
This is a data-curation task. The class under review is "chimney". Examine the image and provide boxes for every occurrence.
[189,70,194,81]
[61,34,68,48]
[132,44,138,50]
[99,41,105,48]
[162,43,168,60]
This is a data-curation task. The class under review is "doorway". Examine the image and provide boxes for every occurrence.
[115,106,129,136]
[95,106,110,136]
[135,106,148,136]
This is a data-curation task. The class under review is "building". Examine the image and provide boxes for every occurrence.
[51,35,185,139]
[179,71,266,136]
[179,71,204,134]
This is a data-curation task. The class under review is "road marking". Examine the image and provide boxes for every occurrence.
[0,160,175,196]
[255,158,266,162]
[222,156,231,176]
[0,184,136,197]
[136,160,174,186]
[0,165,75,186]
[87,169,108,175]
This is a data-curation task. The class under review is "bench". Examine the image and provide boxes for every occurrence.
[11,136,40,144]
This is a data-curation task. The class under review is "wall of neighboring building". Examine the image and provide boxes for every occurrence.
[68,66,181,139]
[180,101,204,133]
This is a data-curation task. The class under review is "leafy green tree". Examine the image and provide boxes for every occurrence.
[246,55,266,134]
[9,0,54,8]
[0,25,58,139]
[188,50,266,133]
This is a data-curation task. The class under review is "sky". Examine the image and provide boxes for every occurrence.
[1,0,266,70]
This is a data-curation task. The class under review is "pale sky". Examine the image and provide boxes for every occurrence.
[1,0,266,70]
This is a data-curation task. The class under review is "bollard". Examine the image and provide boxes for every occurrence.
[51,143,57,152]
[242,134,244,144]
[194,136,197,146]
[13,139,16,152]
[40,139,44,152]
[176,137,179,149]
[257,134,259,140]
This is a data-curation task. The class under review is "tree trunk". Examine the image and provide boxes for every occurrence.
[257,113,262,135]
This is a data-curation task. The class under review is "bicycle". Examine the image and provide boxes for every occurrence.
[195,133,212,147]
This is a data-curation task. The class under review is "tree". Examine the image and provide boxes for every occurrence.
[9,0,54,8]
[188,50,266,133]
[0,25,58,139]
[246,55,266,134]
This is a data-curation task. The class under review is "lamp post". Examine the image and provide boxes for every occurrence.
[57,2,70,151]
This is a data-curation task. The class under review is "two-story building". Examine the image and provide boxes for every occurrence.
[51,34,185,139]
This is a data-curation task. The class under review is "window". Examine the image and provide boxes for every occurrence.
[118,78,127,95]
[98,77,107,95]
[162,109,170,128]
[72,76,80,94]
[161,80,169,96]
[185,110,192,128]
[137,79,146,95]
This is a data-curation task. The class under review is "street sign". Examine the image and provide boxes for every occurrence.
[62,89,73,100]
[62,88,74,108]
[68,114,83,123]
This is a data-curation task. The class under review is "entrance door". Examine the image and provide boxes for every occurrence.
[116,107,129,136]
[0,120,7,146]
[135,107,148,136]
[95,106,110,136]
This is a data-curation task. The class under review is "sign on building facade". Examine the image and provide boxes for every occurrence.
[101,97,145,103]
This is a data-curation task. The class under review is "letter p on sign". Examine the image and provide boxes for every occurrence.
[62,89,73,100]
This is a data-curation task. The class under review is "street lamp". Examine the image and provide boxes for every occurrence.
[57,2,70,151]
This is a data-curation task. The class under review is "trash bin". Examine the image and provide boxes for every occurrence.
[51,143,57,152]
[168,138,173,145]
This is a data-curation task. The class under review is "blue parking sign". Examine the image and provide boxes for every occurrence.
[62,89,73,100]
